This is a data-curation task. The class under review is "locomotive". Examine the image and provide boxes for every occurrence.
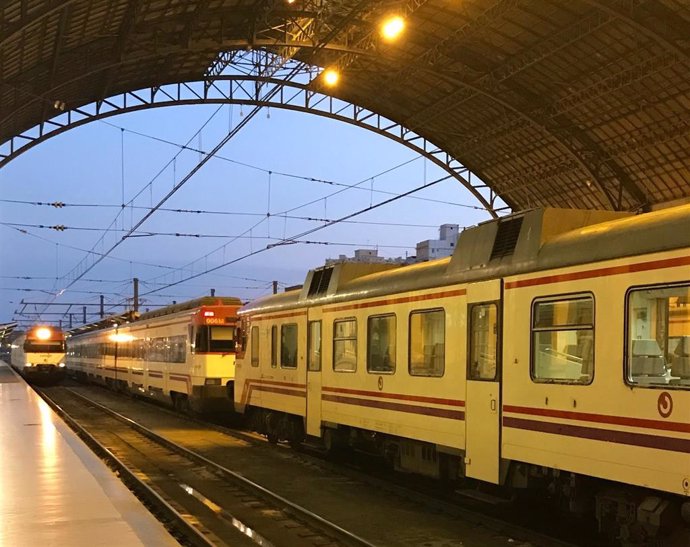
[10,325,67,385]
[234,204,690,543]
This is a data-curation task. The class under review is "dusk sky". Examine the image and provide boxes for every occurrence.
[0,99,496,327]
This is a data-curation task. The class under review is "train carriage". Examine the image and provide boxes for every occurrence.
[10,325,67,385]
[67,296,242,413]
[235,205,690,541]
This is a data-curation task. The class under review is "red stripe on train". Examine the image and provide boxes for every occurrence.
[505,256,690,289]
[503,417,690,454]
[503,405,690,434]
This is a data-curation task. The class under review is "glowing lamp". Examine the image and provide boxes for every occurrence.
[323,69,339,86]
[203,311,215,317]
[381,16,405,41]
[35,327,52,340]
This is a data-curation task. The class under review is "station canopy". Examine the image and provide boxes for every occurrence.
[1,0,688,213]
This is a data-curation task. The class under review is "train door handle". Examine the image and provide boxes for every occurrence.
[490,399,497,411]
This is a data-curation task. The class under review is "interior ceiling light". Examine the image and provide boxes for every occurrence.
[323,69,339,86]
[381,16,405,41]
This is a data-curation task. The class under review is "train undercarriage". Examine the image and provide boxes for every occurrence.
[247,406,690,546]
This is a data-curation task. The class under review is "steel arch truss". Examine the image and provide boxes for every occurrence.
[0,75,504,217]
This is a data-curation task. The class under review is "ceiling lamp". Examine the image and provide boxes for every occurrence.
[323,69,340,87]
[381,16,405,41]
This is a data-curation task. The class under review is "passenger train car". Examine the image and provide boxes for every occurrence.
[66,296,242,412]
[234,204,690,542]
[10,325,67,385]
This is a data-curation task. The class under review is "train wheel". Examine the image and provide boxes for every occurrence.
[288,417,305,451]
[173,394,190,413]
[322,428,338,454]
[265,412,279,444]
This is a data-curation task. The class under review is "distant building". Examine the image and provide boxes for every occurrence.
[415,224,459,262]
[325,249,408,266]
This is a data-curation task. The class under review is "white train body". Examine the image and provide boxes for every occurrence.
[235,205,690,538]
[66,297,241,412]
[10,326,67,384]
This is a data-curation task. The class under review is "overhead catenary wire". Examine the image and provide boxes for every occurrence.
[0,199,447,227]
[90,124,484,211]
[140,173,452,297]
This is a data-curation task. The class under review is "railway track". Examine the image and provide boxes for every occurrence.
[40,383,581,547]
[38,386,375,547]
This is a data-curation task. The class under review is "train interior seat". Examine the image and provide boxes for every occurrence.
[671,336,690,378]
[577,337,593,377]
[630,339,666,377]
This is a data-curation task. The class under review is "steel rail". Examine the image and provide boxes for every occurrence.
[35,387,217,547]
[59,387,378,547]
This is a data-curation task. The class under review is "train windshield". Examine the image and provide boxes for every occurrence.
[195,326,235,353]
[24,340,66,353]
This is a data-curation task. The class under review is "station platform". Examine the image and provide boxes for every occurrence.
[0,362,178,546]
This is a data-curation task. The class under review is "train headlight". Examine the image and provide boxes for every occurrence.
[35,327,52,340]
[25,362,33,367]
[204,378,221,386]
[58,363,66,368]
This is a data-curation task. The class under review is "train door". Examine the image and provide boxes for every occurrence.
[305,309,323,437]
[465,279,502,484]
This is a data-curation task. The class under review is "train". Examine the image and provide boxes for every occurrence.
[233,204,690,544]
[65,296,242,413]
[10,325,67,385]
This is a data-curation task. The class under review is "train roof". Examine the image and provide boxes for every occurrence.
[69,296,242,337]
[240,204,690,317]
[136,296,242,322]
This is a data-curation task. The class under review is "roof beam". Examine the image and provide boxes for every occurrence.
[0,76,502,216]
[98,0,140,102]
[583,0,690,64]
[39,5,71,128]
[1,0,76,49]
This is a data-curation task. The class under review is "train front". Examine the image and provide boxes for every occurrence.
[18,326,67,385]
[189,303,240,413]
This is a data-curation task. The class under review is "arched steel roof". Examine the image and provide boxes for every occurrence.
[1,0,688,213]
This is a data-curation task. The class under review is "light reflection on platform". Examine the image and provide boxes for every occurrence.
[0,362,177,547]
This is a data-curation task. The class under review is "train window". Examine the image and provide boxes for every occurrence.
[171,335,186,363]
[626,284,690,389]
[333,319,357,372]
[209,326,235,352]
[195,326,235,353]
[281,324,298,369]
[409,309,445,377]
[23,340,66,353]
[250,326,259,367]
[308,321,322,372]
[468,303,498,381]
[367,314,396,374]
[271,326,278,368]
[531,295,594,384]
[195,327,209,353]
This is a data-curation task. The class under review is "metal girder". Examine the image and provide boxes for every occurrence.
[387,0,521,88]
[583,0,690,64]
[328,0,431,74]
[0,75,501,217]
[98,0,141,102]
[38,4,71,131]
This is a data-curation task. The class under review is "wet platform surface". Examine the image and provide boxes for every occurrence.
[0,362,178,546]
